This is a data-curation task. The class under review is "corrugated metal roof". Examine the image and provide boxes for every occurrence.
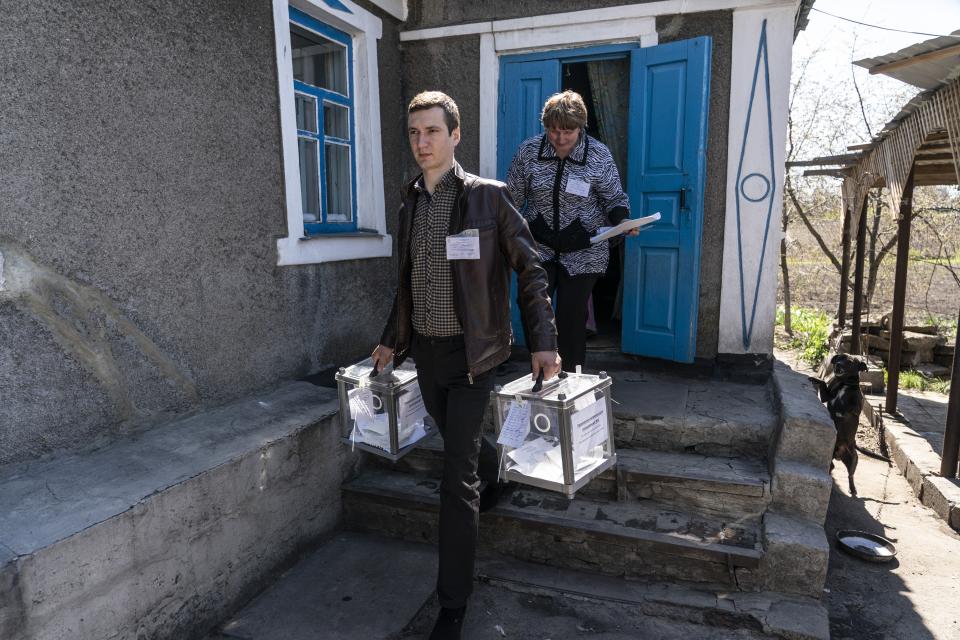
[853,30,960,90]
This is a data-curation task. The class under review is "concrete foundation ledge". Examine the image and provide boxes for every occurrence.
[770,361,836,469]
[761,512,829,598]
[883,416,960,531]
[0,382,345,640]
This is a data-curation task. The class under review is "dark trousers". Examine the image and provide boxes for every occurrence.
[524,261,599,372]
[410,333,498,609]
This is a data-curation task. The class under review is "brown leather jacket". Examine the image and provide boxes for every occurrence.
[380,163,557,380]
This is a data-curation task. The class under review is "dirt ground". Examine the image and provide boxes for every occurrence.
[780,348,960,640]
[824,451,960,640]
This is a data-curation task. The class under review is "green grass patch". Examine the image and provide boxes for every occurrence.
[778,306,831,366]
[883,368,951,394]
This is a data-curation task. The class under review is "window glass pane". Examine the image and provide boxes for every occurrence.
[291,24,348,96]
[325,142,352,222]
[298,138,320,223]
[323,102,350,139]
[295,94,317,133]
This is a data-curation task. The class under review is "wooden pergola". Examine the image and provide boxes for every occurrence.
[790,36,960,479]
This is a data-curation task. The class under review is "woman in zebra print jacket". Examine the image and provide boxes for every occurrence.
[506,90,634,371]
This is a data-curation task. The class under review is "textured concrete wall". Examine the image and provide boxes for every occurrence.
[399,35,482,179]
[0,0,403,465]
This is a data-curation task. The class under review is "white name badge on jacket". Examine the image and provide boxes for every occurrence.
[565,178,590,197]
[446,229,480,260]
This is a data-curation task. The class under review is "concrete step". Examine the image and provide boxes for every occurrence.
[614,449,771,518]
[212,531,828,640]
[342,467,764,590]
[384,438,771,519]
[477,555,830,640]
[471,369,777,458]
[609,371,777,458]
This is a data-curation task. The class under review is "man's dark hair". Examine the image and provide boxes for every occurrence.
[408,91,460,134]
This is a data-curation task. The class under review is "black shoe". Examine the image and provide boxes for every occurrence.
[429,605,466,640]
[479,480,517,513]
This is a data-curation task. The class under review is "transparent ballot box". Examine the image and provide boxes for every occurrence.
[492,371,616,497]
[335,358,433,461]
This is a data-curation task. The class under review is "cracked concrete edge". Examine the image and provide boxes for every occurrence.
[883,416,960,531]
[761,511,830,598]
[770,361,836,469]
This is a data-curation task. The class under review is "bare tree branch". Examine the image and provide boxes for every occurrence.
[786,177,842,273]
[917,212,960,289]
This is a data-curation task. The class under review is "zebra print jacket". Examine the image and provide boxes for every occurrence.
[506,132,630,276]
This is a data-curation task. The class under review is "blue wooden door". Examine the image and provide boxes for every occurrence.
[621,37,711,362]
[497,59,560,342]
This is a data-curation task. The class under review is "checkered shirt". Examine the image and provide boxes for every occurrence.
[410,165,463,337]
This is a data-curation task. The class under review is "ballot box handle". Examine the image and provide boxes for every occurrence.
[531,369,567,393]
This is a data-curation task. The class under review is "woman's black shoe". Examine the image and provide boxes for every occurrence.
[429,605,466,640]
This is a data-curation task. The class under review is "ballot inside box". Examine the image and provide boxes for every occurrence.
[335,357,433,460]
[492,370,616,498]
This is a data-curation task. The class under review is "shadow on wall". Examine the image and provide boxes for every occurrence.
[0,238,199,420]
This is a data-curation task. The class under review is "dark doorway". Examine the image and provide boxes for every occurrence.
[561,58,630,351]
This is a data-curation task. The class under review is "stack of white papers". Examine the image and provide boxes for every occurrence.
[590,212,661,244]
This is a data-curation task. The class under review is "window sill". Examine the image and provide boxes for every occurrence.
[276,231,392,265]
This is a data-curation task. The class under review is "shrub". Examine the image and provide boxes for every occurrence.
[779,307,830,366]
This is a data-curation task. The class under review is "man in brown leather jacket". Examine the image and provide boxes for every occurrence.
[372,91,560,640]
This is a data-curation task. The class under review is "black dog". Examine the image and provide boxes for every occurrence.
[809,354,867,496]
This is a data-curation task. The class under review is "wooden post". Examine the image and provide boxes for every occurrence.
[837,204,852,328]
[885,171,915,415]
[940,307,960,478]
[850,196,868,354]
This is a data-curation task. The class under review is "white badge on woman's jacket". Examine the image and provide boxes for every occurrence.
[565,178,590,197]
[446,228,480,260]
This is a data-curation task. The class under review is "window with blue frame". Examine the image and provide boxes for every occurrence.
[290,8,357,234]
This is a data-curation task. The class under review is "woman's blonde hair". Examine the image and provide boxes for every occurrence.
[540,91,588,130]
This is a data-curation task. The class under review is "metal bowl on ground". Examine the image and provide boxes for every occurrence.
[835,529,897,563]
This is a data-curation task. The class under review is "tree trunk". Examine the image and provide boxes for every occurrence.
[780,235,792,335]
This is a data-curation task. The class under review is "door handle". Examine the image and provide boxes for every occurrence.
[679,187,688,211]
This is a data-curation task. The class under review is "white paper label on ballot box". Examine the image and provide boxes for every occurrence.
[571,398,608,459]
[348,388,376,419]
[497,401,531,449]
[399,391,428,427]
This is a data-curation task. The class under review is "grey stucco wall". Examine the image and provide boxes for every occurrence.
[658,10,733,360]
[0,0,404,465]
[399,5,733,360]
[398,36,482,179]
